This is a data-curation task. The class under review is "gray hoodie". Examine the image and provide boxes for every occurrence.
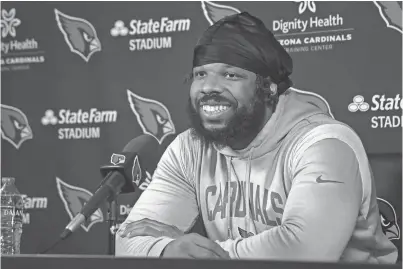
[116,88,397,263]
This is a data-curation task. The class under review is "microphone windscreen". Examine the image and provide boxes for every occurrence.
[122,134,159,153]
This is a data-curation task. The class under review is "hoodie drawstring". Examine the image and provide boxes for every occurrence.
[226,157,233,239]
[225,148,254,240]
[245,148,253,236]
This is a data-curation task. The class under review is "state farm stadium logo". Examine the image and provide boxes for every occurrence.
[348,95,369,112]
[20,194,48,225]
[272,1,353,53]
[0,8,46,72]
[110,16,191,51]
[348,94,402,128]
[41,108,118,139]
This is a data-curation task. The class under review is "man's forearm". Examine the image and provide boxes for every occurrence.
[116,235,174,257]
[216,224,343,261]
[115,133,199,257]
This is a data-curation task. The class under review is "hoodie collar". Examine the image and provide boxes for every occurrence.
[213,88,333,160]
[213,92,285,159]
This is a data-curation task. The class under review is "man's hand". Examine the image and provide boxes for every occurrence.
[118,218,184,239]
[117,218,230,259]
[162,233,231,259]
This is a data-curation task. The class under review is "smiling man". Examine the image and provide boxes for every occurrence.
[116,12,397,263]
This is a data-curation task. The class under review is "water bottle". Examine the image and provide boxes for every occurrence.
[1,177,24,255]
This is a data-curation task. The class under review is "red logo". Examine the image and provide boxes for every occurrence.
[127,90,175,144]
[373,1,402,34]
[377,197,400,241]
[55,9,101,62]
[201,1,240,25]
[1,104,33,149]
[56,177,103,232]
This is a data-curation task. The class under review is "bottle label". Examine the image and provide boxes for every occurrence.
[2,208,23,220]
[1,193,24,224]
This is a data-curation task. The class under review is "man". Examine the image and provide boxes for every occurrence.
[116,12,397,263]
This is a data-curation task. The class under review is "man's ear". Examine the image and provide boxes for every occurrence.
[269,83,278,96]
[263,78,278,102]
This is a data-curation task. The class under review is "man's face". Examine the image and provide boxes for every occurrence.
[187,63,267,147]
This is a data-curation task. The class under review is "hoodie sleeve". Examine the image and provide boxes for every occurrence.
[216,138,363,261]
[115,133,199,257]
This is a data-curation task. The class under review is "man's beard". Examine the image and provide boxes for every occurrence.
[186,89,267,148]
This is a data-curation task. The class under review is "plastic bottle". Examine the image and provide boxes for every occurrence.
[1,177,24,255]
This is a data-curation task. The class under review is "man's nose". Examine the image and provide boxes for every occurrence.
[201,75,223,95]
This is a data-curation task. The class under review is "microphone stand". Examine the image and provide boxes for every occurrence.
[99,164,133,256]
[106,199,118,255]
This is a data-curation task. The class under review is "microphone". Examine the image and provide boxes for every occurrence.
[60,134,160,240]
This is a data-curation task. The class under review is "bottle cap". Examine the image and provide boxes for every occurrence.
[1,177,15,185]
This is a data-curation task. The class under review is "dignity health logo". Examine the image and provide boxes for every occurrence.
[295,1,316,14]
[272,1,351,53]
[110,16,191,51]
[0,8,21,38]
[0,8,45,71]
[201,1,349,54]
[273,1,402,54]
[348,94,402,128]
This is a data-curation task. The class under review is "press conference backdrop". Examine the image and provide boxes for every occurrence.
[1,1,402,258]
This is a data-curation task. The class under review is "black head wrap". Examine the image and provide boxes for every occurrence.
[193,12,293,93]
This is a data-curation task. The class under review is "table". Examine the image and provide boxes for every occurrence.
[1,254,400,269]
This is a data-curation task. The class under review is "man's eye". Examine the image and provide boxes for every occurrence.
[194,71,206,78]
[225,72,240,79]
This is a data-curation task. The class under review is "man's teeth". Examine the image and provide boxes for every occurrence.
[202,105,229,113]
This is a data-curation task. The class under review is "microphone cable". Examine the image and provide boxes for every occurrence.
[39,238,63,254]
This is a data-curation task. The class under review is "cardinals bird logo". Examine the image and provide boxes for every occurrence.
[131,155,142,187]
[373,1,402,34]
[127,90,176,144]
[54,9,101,62]
[377,197,400,241]
[56,177,104,232]
[238,227,254,238]
[201,1,241,25]
[131,155,153,191]
[1,104,33,149]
